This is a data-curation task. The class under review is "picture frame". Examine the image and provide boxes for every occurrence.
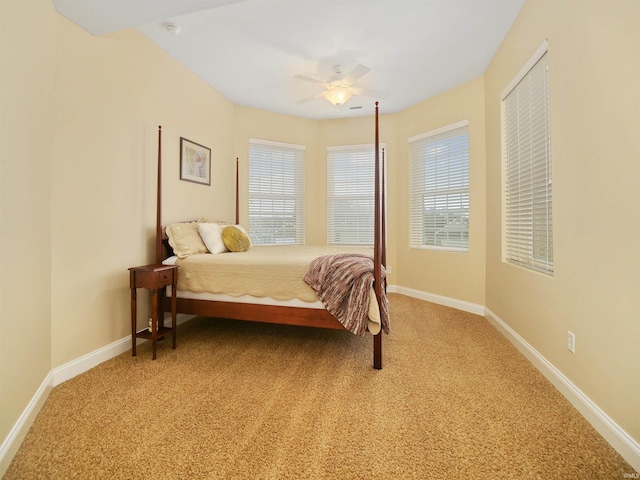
[180,137,211,185]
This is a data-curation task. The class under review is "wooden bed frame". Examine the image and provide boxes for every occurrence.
[157,103,386,369]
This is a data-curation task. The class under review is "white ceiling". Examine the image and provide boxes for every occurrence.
[52,0,525,120]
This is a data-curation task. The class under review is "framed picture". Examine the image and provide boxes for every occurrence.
[180,137,211,185]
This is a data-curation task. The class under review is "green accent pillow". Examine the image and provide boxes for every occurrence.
[222,225,250,252]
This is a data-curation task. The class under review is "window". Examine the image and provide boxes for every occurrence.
[327,144,385,245]
[501,40,552,274]
[248,138,305,245]
[409,121,469,252]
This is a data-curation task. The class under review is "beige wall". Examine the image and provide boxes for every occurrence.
[50,19,236,367]
[485,0,640,442]
[395,78,487,305]
[0,0,56,461]
[1,0,236,466]
[2,0,639,470]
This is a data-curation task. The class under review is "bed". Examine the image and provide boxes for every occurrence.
[155,103,388,368]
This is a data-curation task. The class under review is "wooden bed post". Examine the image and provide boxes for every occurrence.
[235,157,240,225]
[155,126,163,265]
[373,103,383,370]
[382,148,386,270]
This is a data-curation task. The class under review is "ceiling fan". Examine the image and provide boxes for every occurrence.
[294,64,389,106]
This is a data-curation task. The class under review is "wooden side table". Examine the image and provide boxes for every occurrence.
[129,264,178,360]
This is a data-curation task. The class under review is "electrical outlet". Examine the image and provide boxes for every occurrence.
[386,265,392,273]
[567,331,576,354]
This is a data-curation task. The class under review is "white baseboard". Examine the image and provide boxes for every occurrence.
[0,313,195,475]
[0,372,53,477]
[52,336,131,386]
[485,308,640,473]
[2,299,638,475]
[391,285,485,316]
[52,313,195,386]
[389,286,639,472]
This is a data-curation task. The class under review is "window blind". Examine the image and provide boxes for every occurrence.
[248,138,305,245]
[409,121,469,251]
[327,144,385,245]
[502,42,553,274]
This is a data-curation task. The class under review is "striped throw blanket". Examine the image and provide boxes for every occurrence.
[304,253,390,336]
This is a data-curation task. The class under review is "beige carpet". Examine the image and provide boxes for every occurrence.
[5,294,635,479]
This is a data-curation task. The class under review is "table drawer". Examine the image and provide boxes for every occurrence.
[132,268,175,290]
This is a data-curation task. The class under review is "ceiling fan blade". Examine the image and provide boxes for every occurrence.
[351,87,390,100]
[295,91,325,105]
[294,74,327,85]
[342,64,371,84]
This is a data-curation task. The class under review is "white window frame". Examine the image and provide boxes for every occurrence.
[327,143,386,245]
[501,40,553,275]
[248,138,305,245]
[409,120,470,252]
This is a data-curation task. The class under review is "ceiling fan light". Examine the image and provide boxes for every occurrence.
[324,87,352,106]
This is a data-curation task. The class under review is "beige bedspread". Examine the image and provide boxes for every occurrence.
[174,245,373,302]
[173,245,383,334]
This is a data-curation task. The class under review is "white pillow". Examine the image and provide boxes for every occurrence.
[198,223,228,254]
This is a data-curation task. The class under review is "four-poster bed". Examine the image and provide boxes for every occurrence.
[154,103,388,369]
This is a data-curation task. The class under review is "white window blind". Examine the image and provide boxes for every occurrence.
[501,41,553,274]
[248,138,305,245]
[327,143,385,245]
[409,121,469,251]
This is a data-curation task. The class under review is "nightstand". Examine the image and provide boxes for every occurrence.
[129,264,178,360]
